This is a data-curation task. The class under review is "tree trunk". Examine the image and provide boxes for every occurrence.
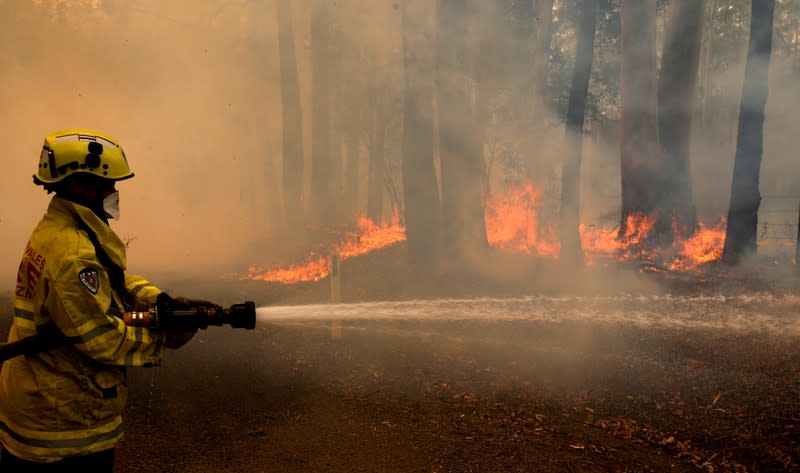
[367,76,386,223]
[657,0,705,238]
[436,0,488,260]
[532,0,555,125]
[723,0,775,264]
[697,0,717,133]
[471,1,502,201]
[328,24,345,224]
[560,0,597,268]
[505,0,535,122]
[309,0,334,226]
[344,125,360,220]
[339,32,364,220]
[276,0,305,231]
[401,0,441,270]
[619,0,660,238]
[503,0,537,184]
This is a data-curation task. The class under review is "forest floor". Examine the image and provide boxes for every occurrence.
[2,243,800,472]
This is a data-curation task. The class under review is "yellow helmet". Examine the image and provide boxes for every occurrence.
[34,128,134,186]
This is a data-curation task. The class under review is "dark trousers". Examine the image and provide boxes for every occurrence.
[0,447,114,472]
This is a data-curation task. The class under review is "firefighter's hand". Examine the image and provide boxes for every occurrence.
[173,296,221,310]
[164,329,196,349]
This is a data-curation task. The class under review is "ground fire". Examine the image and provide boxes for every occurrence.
[245,181,727,284]
[245,216,406,284]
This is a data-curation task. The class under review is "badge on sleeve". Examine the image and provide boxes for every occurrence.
[79,268,100,294]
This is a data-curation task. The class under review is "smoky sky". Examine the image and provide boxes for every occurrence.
[0,1,287,290]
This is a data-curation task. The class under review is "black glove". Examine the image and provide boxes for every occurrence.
[172,296,221,310]
[156,292,220,311]
[154,292,199,348]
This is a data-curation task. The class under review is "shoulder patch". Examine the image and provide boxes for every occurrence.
[79,268,100,294]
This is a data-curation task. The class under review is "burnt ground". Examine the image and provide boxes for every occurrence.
[2,245,800,472]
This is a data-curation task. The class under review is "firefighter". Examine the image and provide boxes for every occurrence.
[0,129,198,471]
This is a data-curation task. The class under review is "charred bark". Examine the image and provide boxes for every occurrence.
[619,0,660,238]
[723,0,775,264]
[276,0,305,231]
[657,0,705,238]
[560,0,597,268]
[437,0,488,260]
[401,0,441,270]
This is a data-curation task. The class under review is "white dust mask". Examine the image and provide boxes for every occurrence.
[103,191,120,220]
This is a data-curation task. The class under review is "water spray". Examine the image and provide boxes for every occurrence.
[253,294,800,336]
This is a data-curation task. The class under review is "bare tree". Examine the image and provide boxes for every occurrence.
[560,0,597,267]
[329,22,346,222]
[276,0,305,231]
[471,1,502,200]
[367,50,387,223]
[657,0,706,238]
[401,0,441,270]
[338,37,364,220]
[309,0,335,226]
[723,0,776,264]
[619,0,660,238]
[436,0,488,260]
[532,0,555,128]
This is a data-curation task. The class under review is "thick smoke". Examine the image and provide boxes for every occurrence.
[0,1,798,293]
[0,1,285,289]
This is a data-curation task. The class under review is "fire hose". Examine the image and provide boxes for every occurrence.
[0,298,256,363]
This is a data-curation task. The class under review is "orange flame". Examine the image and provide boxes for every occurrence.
[668,219,726,272]
[484,181,560,258]
[245,215,406,284]
[580,213,659,264]
[246,256,329,284]
[245,180,728,284]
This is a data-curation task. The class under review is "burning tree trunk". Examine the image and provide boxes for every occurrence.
[657,0,705,238]
[309,0,335,226]
[723,0,775,264]
[276,0,305,230]
[560,0,597,267]
[619,0,660,238]
[401,0,441,269]
[436,0,488,259]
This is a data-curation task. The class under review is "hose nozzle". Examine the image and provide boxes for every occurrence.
[125,300,256,331]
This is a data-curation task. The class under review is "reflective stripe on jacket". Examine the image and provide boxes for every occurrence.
[0,196,166,462]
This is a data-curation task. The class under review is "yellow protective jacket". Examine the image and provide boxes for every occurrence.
[0,196,167,462]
